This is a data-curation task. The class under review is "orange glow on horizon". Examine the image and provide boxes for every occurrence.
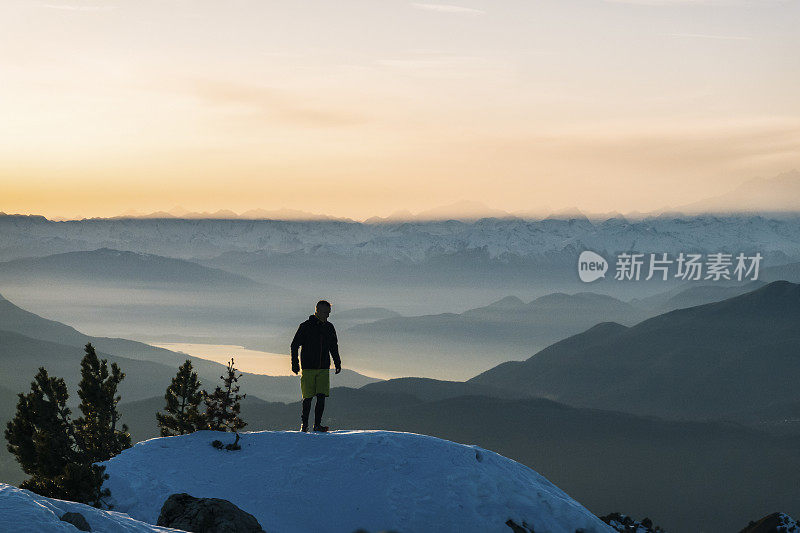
[1,1,799,220]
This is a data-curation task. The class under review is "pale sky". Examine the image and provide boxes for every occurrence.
[1,0,798,220]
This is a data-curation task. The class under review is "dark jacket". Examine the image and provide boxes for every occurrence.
[291,315,341,370]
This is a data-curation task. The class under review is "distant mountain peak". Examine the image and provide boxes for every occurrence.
[0,247,267,289]
[697,279,799,308]
[675,168,800,215]
[93,247,141,256]
[111,207,352,222]
[584,321,629,335]
[485,295,527,309]
[739,279,800,301]
[546,206,589,220]
[414,200,514,221]
[759,279,796,290]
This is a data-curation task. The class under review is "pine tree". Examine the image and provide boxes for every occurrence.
[58,461,111,507]
[203,358,247,432]
[74,343,131,463]
[156,359,206,436]
[4,366,110,506]
[4,367,74,493]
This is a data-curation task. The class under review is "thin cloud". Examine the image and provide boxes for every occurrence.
[375,56,480,68]
[178,79,368,128]
[605,0,749,5]
[411,3,485,15]
[663,32,753,40]
[41,3,115,11]
[470,121,800,174]
[606,0,790,4]
[372,55,512,81]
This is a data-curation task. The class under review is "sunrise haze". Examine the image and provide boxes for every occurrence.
[1,0,798,220]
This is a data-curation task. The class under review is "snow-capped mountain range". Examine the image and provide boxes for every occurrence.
[2,213,799,266]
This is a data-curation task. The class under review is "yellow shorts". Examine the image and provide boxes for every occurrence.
[300,368,330,399]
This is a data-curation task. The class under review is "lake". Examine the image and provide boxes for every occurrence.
[152,343,294,376]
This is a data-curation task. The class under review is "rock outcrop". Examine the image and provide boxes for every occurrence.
[739,512,799,533]
[60,511,92,531]
[156,492,265,533]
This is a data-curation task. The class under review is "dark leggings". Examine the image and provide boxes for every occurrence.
[302,393,326,426]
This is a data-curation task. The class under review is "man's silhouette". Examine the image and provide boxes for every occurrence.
[290,300,341,432]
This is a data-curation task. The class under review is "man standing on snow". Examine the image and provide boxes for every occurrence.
[290,300,342,432]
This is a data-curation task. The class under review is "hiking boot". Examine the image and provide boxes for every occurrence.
[300,420,309,432]
[312,424,329,432]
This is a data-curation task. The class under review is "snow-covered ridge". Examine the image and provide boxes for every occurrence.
[0,483,180,532]
[1,214,799,264]
[100,429,614,533]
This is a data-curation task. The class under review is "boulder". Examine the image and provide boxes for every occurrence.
[157,493,265,533]
[60,511,91,531]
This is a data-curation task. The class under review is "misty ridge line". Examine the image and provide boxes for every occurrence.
[3,280,800,533]
[3,210,800,380]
